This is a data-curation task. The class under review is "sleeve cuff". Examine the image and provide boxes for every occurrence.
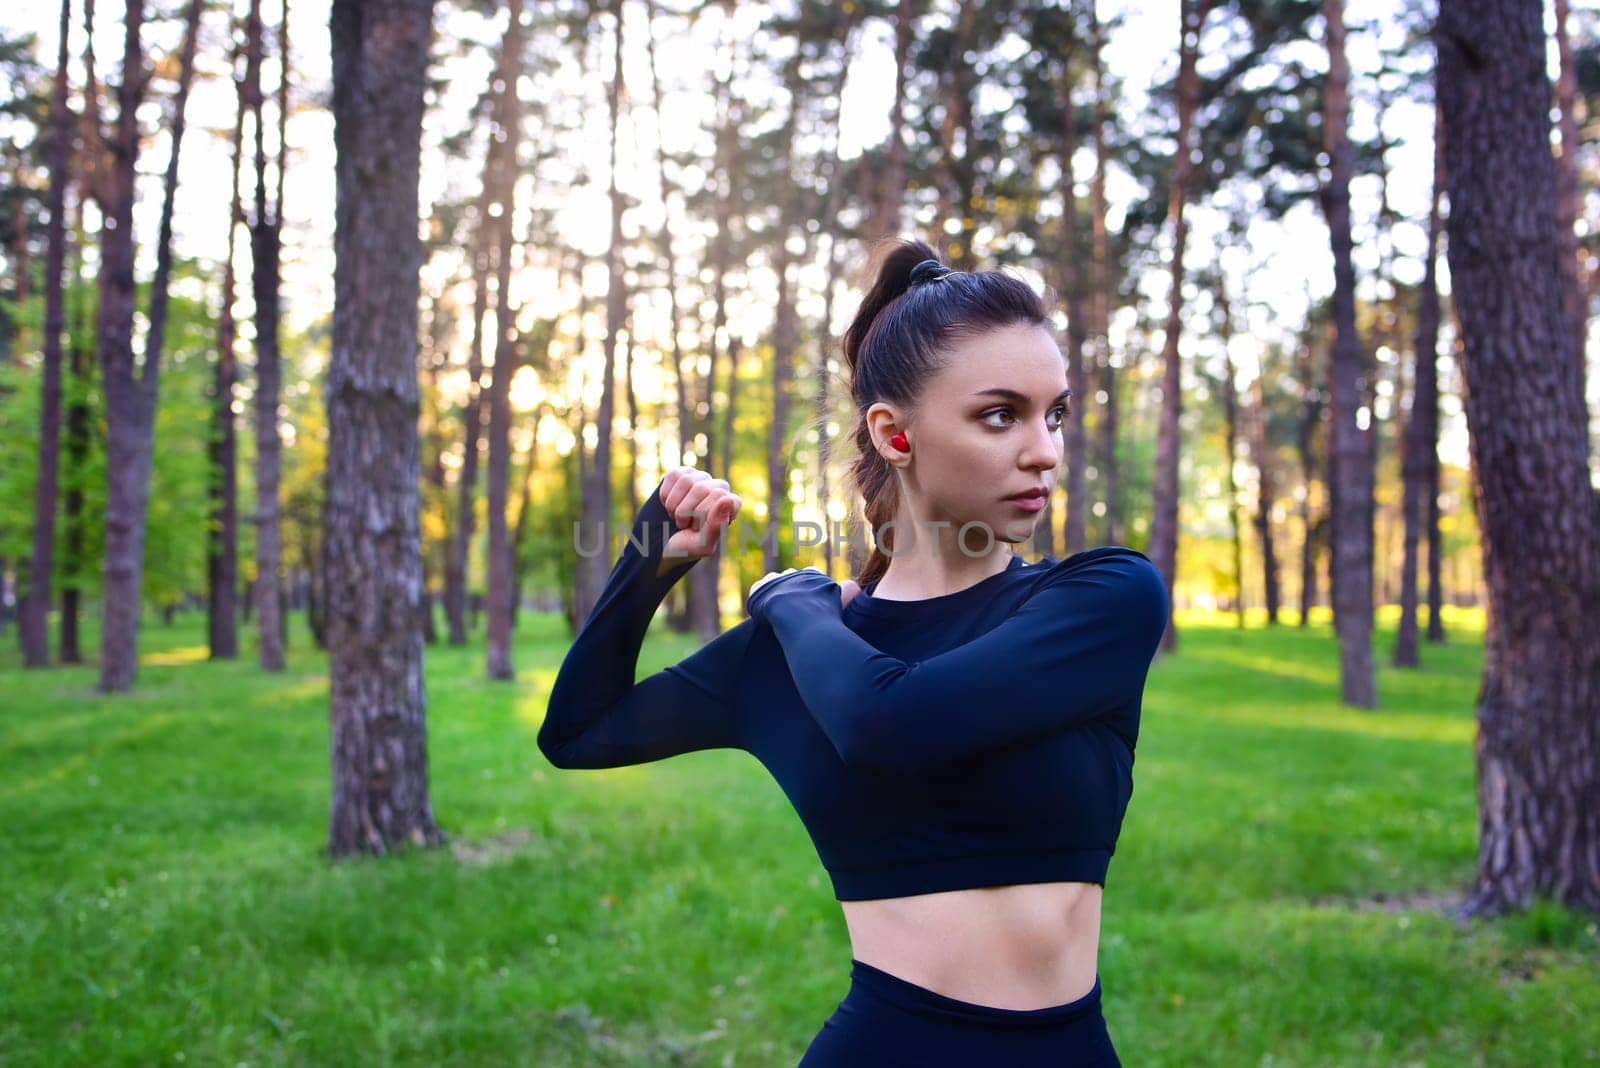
[626,483,700,581]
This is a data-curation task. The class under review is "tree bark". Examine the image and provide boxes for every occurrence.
[1396,100,1445,669]
[93,0,148,690]
[247,0,286,671]
[1551,0,1589,367]
[97,0,201,692]
[1436,0,1600,916]
[1248,358,1281,625]
[420,290,450,645]
[446,23,516,648]
[21,0,74,668]
[209,12,248,662]
[932,0,977,266]
[1058,52,1089,559]
[642,0,700,623]
[60,232,92,665]
[873,0,914,242]
[509,401,545,629]
[1318,0,1377,707]
[1088,0,1119,548]
[763,51,805,577]
[326,0,443,857]
[484,0,525,682]
[1295,311,1322,628]
[575,0,627,635]
[808,17,857,579]
[59,21,96,664]
[1147,0,1208,654]
[1215,262,1245,624]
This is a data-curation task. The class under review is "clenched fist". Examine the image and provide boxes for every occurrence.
[657,467,741,577]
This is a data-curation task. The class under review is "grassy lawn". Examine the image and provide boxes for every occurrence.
[1,602,1596,1066]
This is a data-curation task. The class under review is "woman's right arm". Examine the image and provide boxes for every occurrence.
[537,480,754,769]
[746,548,1167,773]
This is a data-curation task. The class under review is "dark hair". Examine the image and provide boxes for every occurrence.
[841,236,1053,590]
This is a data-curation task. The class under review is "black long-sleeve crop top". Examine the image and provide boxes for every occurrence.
[538,480,1170,901]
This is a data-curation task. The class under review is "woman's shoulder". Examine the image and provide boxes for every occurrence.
[1033,544,1161,583]
[1026,545,1168,631]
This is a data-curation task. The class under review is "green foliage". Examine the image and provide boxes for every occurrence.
[0,272,106,602]
[139,269,217,608]
[0,255,295,613]
[279,318,329,586]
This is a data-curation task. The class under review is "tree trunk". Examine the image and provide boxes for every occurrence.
[1436,0,1600,917]
[326,0,443,857]
[1396,100,1445,669]
[209,14,248,662]
[1318,0,1377,707]
[566,248,593,631]
[1058,56,1088,559]
[98,0,201,692]
[764,53,805,577]
[642,0,700,624]
[670,15,737,641]
[60,272,91,665]
[1216,263,1245,624]
[575,0,627,635]
[932,0,977,266]
[1249,369,1282,625]
[1295,314,1321,628]
[447,16,521,648]
[720,335,741,495]
[60,89,93,665]
[1426,328,1446,644]
[509,401,544,629]
[93,0,149,690]
[624,315,639,520]
[1088,0,1119,548]
[420,292,450,646]
[247,0,286,671]
[21,0,73,668]
[445,225,489,645]
[1147,0,1208,654]
[484,0,525,682]
[816,183,847,579]
[872,0,914,242]
[1366,80,1399,612]
[1551,0,1589,367]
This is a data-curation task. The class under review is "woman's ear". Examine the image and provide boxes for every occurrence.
[865,402,907,462]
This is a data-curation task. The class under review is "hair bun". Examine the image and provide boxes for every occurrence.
[908,258,952,286]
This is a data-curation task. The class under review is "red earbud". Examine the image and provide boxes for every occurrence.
[889,432,909,452]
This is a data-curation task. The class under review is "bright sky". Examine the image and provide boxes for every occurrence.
[10,0,1571,478]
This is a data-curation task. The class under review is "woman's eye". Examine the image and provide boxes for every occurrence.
[982,405,1070,429]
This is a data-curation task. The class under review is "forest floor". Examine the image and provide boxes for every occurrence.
[2,602,1596,1066]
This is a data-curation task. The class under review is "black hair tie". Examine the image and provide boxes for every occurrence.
[908,258,952,286]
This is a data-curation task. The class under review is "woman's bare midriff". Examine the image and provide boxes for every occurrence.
[839,880,1102,1011]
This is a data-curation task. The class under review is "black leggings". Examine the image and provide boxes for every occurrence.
[798,958,1121,1067]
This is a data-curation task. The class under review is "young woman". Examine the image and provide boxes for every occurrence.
[540,237,1168,1066]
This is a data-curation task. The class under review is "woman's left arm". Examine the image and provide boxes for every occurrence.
[538,484,754,769]
[747,550,1168,773]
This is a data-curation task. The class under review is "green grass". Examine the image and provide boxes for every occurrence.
[1,603,1596,1066]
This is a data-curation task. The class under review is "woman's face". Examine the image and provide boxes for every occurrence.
[869,320,1070,553]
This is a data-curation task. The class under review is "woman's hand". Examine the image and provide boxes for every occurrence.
[658,467,740,570]
[747,567,859,617]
